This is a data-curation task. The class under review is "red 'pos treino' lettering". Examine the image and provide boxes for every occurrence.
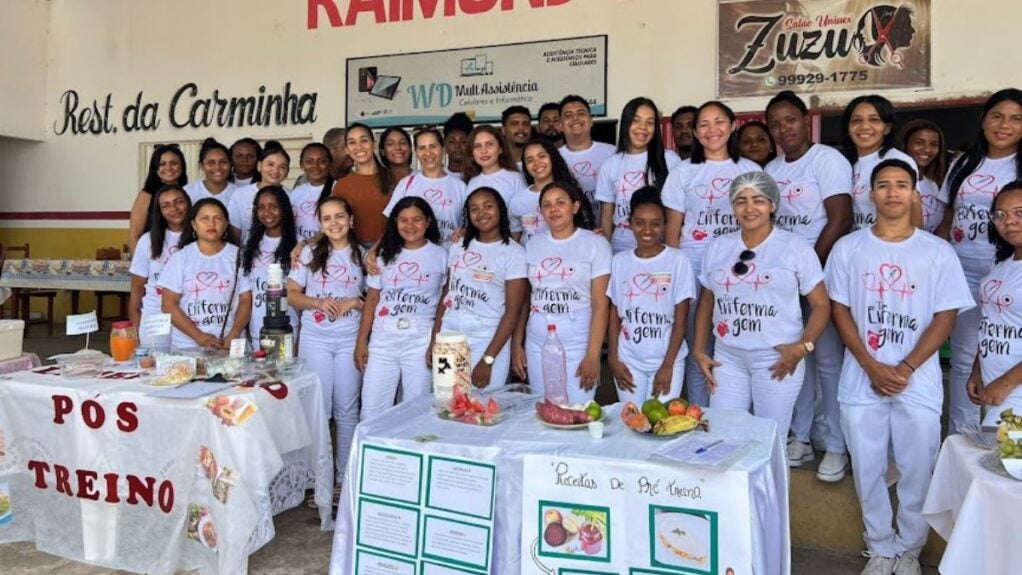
[51,395,139,432]
[307,0,572,29]
[27,461,175,514]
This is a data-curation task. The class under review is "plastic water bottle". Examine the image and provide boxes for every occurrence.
[542,323,569,405]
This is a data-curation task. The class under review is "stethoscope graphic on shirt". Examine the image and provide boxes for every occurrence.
[530,257,576,283]
[384,261,432,288]
[979,278,1013,315]
[958,174,999,200]
[712,263,772,293]
[861,263,917,301]
[776,179,805,205]
[184,271,231,298]
[693,177,732,206]
[622,272,671,303]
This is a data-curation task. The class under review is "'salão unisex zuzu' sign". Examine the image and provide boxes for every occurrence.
[718,0,931,98]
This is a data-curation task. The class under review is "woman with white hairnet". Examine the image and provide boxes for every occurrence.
[691,171,831,438]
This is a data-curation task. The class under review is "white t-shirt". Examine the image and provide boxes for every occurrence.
[607,246,695,371]
[288,244,365,338]
[466,169,527,207]
[366,242,448,326]
[661,157,761,264]
[184,180,236,207]
[827,229,974,414]
[850,148,918,230]
[508,187,547,245]
[129,230,182,316]
[385,172,467,245]
[290,182,326,242]
[232,176,254,186]
[765,144,852,246]
[158,243,251,349]
[944,154,1019,261]
[699,228,823,350]
[560,141,617,205]
[977,259,1022,409]
[443,238,527,321]
[526,229,612,315]
[918,176,949,233]
[595,150,683,252]
[227,183,259,242]
[244,235,298,341]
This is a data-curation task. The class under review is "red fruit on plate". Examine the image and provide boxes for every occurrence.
[487,398,500,414]
[686,404,703,420]
[470,399,485,413]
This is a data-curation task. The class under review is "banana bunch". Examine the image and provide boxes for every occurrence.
[652,415,700,436]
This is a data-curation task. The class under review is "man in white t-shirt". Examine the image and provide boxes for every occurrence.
[765,90,854,482]
[502,106,533,166]
[826,159,973,575]
[558,95,616,208]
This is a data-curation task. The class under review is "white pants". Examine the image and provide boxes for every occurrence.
[441,310,510,390]
[791,306,846,453]
[300,330,361,483]
[360,320,433,421]
[710,341,805,442]
[616,359,684,406]
[526,310,597,404]
[682,257,711,407]
[949,256,989,433]
[840,401,940,558]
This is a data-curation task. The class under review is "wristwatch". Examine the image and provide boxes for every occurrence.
[482,354,496,365]
[802,341,815,354]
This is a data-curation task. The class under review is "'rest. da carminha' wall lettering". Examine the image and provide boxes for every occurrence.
[54,82,318,136]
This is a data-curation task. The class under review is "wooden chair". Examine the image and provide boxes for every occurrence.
[4,243,57,335]
[95,244,130,328]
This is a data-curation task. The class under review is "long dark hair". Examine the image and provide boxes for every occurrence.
[540,180,595,231]
[461,187,512,249]
[143,144,187,194]
[841,94,898,164]
[522,139,580,188]
[241,186,297,275]
[900,119,948,187]
[947,89,1022,208]
[378,197,442,265]
[178,198,233,248]
[346,123,391,194]
[690,101,741,164]
[616,97,669,191]
[147,185,191,260]
[462,125,518,183]
[228,138,262,183]
[300,142,336,203]
[309,196,365,276]
[990,181,1022,263]
[379,127,412,170]
[737,121,777,167]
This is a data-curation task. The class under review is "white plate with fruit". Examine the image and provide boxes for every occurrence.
[534,400,603,430]
[995,408,1022,480]
[621,398,708,438]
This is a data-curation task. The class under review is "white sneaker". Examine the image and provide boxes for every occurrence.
[786,439,814,467]
[861,554,897,575]
[893,554,921,575]
[817,451,849,482]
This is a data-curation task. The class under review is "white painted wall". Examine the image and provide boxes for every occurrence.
[1,0,1021,224]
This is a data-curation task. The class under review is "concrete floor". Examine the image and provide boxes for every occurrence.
[1,325,942,574]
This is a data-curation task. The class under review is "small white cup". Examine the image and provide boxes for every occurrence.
[588,420,605,439]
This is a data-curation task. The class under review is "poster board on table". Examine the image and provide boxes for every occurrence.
[718,0,931,97]
[346,35,608,128]
[351,442,497,574]
[521,454,752,575]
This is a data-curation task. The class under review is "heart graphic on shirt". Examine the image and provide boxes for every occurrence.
[398,261,421,279]
[573,161,594,177]
[879,264,903,286]
[867,330,882,351]
[196,271,219,289]
[424,188,446,205]
[313,310,326,324]
[300,200,317,215]
[965,174,997,195]
[716,321,729,337]
[710,177,732,195]
[692,229,708,241]
[256,250,275,266]
[540,257,563,275]
[462,251,483,268]
[325,263,348,281]
[623,170,647,188]
[952,227,964,243]
[168,245,180,256]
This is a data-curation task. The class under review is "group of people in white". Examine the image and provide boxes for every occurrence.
[123,86,1022,575]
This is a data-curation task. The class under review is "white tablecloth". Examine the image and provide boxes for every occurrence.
[0,369,334,575]
[922,434,1022,575]
[329,399,790,574]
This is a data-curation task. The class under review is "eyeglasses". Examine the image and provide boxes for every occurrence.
[732,249,756,275]
[990,208,1022,223]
